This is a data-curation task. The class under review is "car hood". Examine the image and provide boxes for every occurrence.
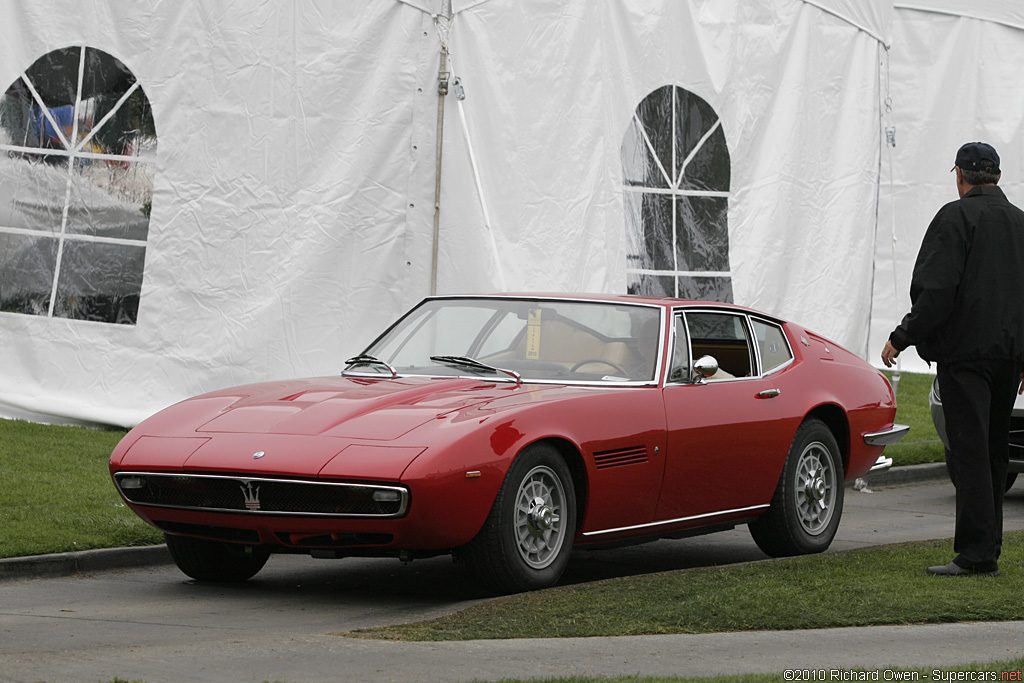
[191,375,532,440]
[117,376,583,478]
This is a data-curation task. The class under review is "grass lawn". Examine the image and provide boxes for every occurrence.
[485,666,1024,683]
[100,658,1024,683]
[346,531,1024,641]
[883,370,945,466]
[0,420,162,559]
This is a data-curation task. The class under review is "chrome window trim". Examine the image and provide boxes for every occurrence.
[666,312,689,385]
[342,373,661,388]
[749,316,795,377]
[761,356,795,377]
[356,296,668,387]
[113,472,410,518]
[668,306,763,384]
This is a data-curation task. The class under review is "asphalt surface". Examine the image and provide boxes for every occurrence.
[2,464,1024,683]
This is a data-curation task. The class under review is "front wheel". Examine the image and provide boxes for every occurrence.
[749,418,844,557]
[164,534,270,582]
[459,443,577,594]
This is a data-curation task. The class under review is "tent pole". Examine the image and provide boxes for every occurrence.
[883,46,902,395]
[430,41,449,296]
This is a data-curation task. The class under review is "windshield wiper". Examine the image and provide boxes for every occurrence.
[343,354,397,378]
[429,355,521,384]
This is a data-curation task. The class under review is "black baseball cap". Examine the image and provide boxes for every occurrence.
[952,142,1000,173]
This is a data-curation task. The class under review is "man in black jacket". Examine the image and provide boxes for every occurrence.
[882,141,1024,577]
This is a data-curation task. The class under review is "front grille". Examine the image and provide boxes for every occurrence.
[115,472,408,517]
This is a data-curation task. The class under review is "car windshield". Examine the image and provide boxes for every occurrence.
[349,298,663,384]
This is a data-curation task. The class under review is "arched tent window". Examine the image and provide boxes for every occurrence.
[622,85,732,302]
[0,46,156,325]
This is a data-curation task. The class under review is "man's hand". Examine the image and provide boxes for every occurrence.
[881,340,900,368]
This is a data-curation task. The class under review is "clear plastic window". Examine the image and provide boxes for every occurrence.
[0,46,156,325]
[622,85,732,302]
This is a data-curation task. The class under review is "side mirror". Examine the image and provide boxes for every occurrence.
[692,355,719,384]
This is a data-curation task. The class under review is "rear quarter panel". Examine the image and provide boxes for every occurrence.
[783,324,898,479]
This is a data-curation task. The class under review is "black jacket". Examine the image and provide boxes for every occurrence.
[889,185,1024,364]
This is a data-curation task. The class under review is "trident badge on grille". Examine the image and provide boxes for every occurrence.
[240,481,261,511]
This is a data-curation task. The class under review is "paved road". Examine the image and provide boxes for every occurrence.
[2,475,1023,683]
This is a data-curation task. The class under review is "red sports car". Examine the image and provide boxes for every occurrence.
[110,294,906,593]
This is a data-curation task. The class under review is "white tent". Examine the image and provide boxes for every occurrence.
[870,1,1024,374]
[0,0,1006,427]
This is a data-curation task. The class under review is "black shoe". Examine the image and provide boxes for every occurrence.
[926,561,1000,577]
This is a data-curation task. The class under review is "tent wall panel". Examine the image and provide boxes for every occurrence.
[0,0,922,426]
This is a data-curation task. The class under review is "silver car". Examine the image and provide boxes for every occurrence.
[929,377,1023,491]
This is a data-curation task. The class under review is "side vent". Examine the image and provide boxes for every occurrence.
[593,446,648,470]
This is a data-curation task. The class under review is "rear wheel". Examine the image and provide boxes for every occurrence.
[460,443,576,594]
[164,534,270,582]
[749,418,844,557]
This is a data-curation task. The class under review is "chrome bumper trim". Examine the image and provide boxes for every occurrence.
[113,472,410,518]
[869,454,893,472]
[863,424,909,447]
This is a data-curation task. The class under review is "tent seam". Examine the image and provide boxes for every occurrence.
[894,3,1024,33]
[799,0,891,48]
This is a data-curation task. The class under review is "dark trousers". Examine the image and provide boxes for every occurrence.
[937,359,1018,571]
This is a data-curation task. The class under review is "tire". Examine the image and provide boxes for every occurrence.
[1006,472,1018,492]
[749,418,844,557]
[164,533,270,582]
[460,443,577,594]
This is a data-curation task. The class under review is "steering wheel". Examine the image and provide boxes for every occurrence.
[569,358,630,376]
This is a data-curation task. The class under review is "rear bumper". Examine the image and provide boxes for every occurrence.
[861,424,908,473]
[868,454,893,472]
[863,424,910,447]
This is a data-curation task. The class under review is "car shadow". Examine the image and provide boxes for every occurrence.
[563,531,769,585]
[152,528,769,605]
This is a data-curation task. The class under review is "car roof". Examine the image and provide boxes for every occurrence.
[424,292,782,321]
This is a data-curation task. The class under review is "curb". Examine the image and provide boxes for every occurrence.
[0,544,171,583]
[857,461,948,487]
[0,464,950,583]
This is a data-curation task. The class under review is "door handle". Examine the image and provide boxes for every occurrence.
[757,389,781,399]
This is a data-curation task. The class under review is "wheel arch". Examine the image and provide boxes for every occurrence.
[804,403,850,476]
[528,436,588,532]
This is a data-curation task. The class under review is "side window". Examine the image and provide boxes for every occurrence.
[685,311,753,379]
[751,318,793,374]
[668,314,689,382]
